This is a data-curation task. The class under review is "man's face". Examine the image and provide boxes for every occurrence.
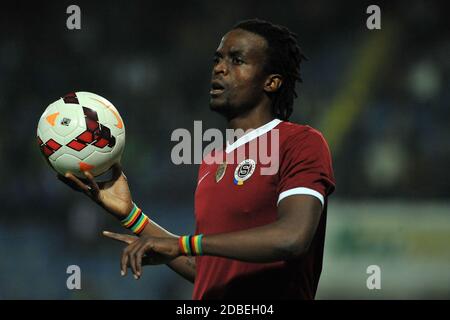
[210,29,269,119]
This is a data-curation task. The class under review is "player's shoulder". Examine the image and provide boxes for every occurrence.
[277,121,328,146]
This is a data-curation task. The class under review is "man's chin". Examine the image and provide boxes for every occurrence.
[209,100,235,120]
[209,98,226,112]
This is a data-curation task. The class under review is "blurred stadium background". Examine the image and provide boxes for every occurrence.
[0,0,449,299]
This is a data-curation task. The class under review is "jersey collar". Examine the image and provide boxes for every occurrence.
[225,118,282,154]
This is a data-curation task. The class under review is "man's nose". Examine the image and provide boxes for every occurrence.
[213,60,227,76]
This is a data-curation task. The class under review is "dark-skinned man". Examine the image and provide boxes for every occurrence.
[60,19,335,300]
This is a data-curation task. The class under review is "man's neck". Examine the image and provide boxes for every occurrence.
[227,106,274,132]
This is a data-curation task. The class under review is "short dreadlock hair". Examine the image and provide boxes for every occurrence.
[233,19,306,121]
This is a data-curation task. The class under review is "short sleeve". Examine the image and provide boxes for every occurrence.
[277,129,335,207]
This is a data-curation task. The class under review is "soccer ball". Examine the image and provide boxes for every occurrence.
[37,91,126,178]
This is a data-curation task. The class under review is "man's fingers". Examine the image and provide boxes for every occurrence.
[129,245,140,279]
[102,231,137,245]
[135,245,149,277]
[83,171,100,196]
[121,247,130,277]
[65,172,91,193]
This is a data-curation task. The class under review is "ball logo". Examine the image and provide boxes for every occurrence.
[61,118,71,126]
[234,159,256,186]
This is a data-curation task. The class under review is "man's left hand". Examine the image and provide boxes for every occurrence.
[119,235,181,279]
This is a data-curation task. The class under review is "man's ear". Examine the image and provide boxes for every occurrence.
[264,74,283,93]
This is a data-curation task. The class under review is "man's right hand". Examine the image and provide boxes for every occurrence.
[57,163,134,220]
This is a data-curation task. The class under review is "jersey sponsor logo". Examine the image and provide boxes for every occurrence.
[215,162,227,183]
[233,159,256,186]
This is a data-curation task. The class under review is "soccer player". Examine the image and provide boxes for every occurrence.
[60,19,335,300]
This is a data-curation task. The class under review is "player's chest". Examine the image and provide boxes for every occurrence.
[195,159,279,215]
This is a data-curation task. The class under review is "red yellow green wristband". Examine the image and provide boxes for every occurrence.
[121,203,150,235]
[179,234,204,256]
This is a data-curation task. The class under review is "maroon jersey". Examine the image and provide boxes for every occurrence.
[193,119,335,299]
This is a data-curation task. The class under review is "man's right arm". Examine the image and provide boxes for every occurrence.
[58,164,196,283]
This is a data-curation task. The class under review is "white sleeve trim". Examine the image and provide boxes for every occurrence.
[277,187,324,207]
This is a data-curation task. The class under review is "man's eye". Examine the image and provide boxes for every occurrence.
[232,57,243,65]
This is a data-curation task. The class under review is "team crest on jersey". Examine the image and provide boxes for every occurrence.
[233,159,256,186]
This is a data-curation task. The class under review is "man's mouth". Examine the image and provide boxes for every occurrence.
[210,81,225,96]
